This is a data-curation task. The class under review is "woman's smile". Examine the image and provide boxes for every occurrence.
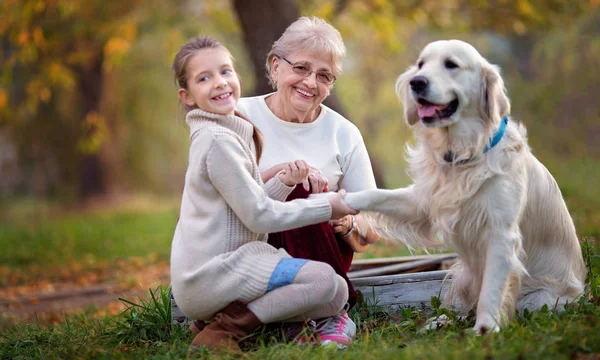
[294,87,315,98]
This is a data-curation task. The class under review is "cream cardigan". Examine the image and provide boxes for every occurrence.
[170,109,332,321]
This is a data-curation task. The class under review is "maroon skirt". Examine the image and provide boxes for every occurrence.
[268,185,358,309]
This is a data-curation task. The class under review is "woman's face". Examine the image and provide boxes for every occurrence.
[271,50,335,118]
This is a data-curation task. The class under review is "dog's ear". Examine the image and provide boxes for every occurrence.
[480,62,511,126]
[396,65,419,126]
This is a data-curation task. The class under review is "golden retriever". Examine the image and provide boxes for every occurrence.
[345,40,587,333]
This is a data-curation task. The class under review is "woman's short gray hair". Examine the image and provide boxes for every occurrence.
[265,16,346,89]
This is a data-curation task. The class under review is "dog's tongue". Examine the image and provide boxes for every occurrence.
[418,104,443,118]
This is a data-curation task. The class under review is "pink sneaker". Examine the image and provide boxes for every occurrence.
[315,313,356,347]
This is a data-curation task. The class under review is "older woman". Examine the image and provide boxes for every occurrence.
[237,16,380,346]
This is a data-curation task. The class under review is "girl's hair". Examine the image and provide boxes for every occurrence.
[173,36,263,162]
[265,16,346,89]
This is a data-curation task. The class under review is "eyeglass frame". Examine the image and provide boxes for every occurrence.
[279,56,337,85]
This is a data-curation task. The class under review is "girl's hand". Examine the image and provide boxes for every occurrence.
[327,189,359,220]
[302,167,329,193]
[278,160,309,187]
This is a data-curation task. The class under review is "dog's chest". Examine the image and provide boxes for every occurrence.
[415,165,491,237]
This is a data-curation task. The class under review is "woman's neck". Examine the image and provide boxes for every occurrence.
[266,93,320,123]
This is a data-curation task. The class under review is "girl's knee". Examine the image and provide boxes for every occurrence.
[330,275,349,312]
[296,261,340,300]
[335,275,348,298]
[296,261,334,282]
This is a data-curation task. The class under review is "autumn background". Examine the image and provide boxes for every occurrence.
[1,0,600,358]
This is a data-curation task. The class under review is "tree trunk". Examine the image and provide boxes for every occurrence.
[75,54,107,200]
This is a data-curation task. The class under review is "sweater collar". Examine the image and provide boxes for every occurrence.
[186,109,253,144]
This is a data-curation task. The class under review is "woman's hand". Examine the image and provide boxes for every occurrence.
[327,189,358,220]
[302,167,329,193]
[278,160,310,187]
[331,215,354,237]
[333,214,381,253]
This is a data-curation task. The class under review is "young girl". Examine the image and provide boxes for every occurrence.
[170,36,358,351]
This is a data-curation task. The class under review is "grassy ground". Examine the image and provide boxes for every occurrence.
[1,261,598,359]
[0,196,178,287]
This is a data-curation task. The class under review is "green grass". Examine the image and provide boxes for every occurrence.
[0,210,175,266]
[0,200,178,277]
[543,157,600,238]
[1,264,599,359]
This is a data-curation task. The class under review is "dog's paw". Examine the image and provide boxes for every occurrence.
[473,317,500,335]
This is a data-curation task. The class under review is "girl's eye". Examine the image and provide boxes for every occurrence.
[222,69,233,75]
[199,76,209,82]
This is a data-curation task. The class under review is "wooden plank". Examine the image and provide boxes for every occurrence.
[348,255,456,279]
[349,253,456,271]
[353,270,451,310]
[352,270,450,285]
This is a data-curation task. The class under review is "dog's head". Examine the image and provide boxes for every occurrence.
[396,40,510,130]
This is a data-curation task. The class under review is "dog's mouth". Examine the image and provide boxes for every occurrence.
[417,98,459,124]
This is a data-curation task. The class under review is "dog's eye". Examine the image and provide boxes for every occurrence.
[445,60,459,69]
[418,60,424,69]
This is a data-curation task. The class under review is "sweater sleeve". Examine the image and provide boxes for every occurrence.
[206,135,331,233]
[339,139,377,192]
[263,174,295,201]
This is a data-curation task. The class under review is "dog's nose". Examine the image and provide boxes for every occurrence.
[410,76,429,94]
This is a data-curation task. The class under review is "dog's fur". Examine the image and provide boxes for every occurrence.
[345,40,587,333]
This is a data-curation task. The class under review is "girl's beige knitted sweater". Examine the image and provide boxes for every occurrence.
[170,109,332,321]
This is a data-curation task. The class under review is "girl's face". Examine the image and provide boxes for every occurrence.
[178,48,241,115]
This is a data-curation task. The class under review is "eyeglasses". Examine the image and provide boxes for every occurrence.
[280,57,336,85]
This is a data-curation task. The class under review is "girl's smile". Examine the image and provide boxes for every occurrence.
[178,48,241,116]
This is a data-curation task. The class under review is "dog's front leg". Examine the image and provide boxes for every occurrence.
[345,186,434,248]
[344,186,419,219]
[474,230,523,334]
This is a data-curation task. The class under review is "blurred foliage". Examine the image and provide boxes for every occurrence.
[0,0,192,198]
[1,0,143,197]
[0,0,599,206]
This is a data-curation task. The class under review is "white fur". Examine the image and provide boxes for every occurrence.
[345,40,587,334]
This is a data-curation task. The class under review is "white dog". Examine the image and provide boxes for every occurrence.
[345,40,587,333]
